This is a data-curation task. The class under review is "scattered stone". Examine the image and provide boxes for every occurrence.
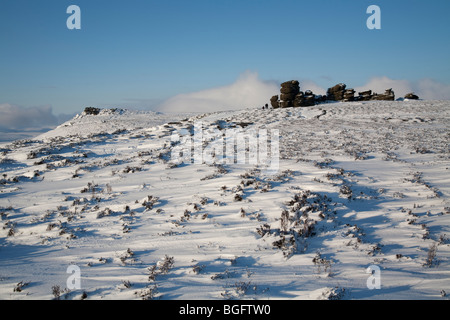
[404,92,419,100]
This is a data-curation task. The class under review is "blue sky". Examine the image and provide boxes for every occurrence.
[1,0,450,119]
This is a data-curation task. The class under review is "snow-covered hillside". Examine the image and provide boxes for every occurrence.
[1,100,449,300]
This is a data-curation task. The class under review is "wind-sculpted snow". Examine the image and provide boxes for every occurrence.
[0,100,449,300]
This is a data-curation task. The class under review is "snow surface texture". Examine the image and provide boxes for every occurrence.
[0,101,449,300]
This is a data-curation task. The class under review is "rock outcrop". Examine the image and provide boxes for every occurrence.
[327,83,346,101]
[293,91,314,107]
[271,80,319,108]
[404,93,419,100]
[343,89,355,101]
[326,83,395,102]
[270,95,280,109]
[371,88,395,101]
[358,90,373,101]
[303,90,316,106]
[268,80,398,108]
[83,107,101,115]
[279,80,300,108]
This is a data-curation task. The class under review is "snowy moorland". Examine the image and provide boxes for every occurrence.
[0,100,449,300]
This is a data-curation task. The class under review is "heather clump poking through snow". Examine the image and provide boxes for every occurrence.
[264,190,336,259]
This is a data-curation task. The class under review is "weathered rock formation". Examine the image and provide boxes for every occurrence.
[269,80,398,108]
[371,88,395,101]
[327,83,346,101]
[271,80,318,108]
[270,95,280,109]
[404,92,419,100]
[358,90,373,101]
[280,80,300,108]
[331,85,395,101]
[83,107,101,115]
[293,91,315,107]
[303,90,316,106]
[343,89,355,101]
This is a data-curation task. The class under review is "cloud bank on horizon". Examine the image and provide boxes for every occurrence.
[0,104,74,142]
[0,104,68,131]
[1,72,449,139]
[157,72,450,113]
[157,71,279,113]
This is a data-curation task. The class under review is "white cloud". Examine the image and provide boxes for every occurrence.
[157,71,279,113]
[355,76,450,100]
[413,78,450,100]
[0,103,66,131]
